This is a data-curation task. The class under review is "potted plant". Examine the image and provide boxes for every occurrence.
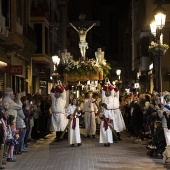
[148,41,169,56]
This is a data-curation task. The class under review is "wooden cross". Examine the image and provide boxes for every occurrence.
[68,14,100,60]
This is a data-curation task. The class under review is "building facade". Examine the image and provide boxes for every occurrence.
[0,0,69,95]
[131,0,170,93]
[0,0,37,94]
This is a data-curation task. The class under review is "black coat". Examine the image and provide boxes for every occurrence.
[130,102,143,129]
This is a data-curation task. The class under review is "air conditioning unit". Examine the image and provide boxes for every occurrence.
[0,28,9,37]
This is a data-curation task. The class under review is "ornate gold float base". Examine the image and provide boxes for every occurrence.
[64,71,103,82]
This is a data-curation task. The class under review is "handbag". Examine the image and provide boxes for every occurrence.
[6,125,13,140]
[6,125,13,145]
[166,130,170,143]
[6,138,18,146]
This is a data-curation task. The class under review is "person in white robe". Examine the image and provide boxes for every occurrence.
[102,79,126,141]
[99,103,113,146]
[83,91,98,138]
[66,98,81,146]
[50,83,68,141]
[112,89,126,139]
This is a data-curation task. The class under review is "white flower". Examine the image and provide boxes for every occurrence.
[151,41,156,46]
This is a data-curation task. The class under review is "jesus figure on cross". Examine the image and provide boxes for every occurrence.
[70,22,96,60]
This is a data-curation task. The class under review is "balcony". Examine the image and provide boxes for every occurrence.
[31,3,51,22]
[32,54,50,65]
[0,33,24,50]
[0,21,24,50]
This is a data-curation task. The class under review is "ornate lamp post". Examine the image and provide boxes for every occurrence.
[149,2,167,93]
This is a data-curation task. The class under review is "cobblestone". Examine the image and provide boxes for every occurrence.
[4,129,170,170]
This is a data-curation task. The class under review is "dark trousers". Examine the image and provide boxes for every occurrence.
[56,131,62,140]
[56,131,68,140]
[24,129,30,144]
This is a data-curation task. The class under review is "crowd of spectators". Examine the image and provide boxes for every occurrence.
[0,88,52,169]
[120,89,170,164]
[1,86,170,168]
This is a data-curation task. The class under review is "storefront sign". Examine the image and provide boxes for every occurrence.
[9,65,22,75]
[40,80,47,88]
[134,83,139,88]
[0,66,8,72]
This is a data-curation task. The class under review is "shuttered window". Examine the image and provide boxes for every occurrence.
[0,72,4,92]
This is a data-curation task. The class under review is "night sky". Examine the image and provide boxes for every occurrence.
[68,0,132,62]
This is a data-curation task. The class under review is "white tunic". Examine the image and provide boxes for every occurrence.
[66,105,81,145]
[83,98,98,136]
[102,90,126,132]
[99,109,113,144]
[50,91,68,132]
[113,97,126,132]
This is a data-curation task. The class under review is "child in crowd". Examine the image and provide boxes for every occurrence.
[66,98,81,147]
[6,115,19,162]
[99,103,113,147]
[0,107,6,170]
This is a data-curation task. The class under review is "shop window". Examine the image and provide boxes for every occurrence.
[12,76,25,93]
[0,72,5,92]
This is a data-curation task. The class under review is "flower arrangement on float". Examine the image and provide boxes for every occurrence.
[63,58,111,81]
[148,41,169,56]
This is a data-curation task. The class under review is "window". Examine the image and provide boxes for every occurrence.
[45,26,49,55]
[34,24,42,54]
[2,0,11,29]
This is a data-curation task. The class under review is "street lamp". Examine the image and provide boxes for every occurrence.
[149,3,166,93]
[153,3,166,30]
[52,55,60,70]
[52,55,60,83]
[116,69,121,80]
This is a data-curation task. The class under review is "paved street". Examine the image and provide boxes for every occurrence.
[4,128,170,170]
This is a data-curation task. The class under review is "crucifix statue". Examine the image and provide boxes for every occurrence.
[69,14,99,60]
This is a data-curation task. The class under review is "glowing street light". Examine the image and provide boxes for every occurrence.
[116,69,121,80]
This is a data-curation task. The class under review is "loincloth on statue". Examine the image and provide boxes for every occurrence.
[79,42,88,48]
